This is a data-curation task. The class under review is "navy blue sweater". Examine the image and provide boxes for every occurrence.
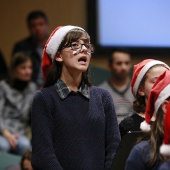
[125,141,163,170]
[31,86,120,170]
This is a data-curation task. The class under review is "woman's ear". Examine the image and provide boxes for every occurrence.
[138,86,145,96]
[162,100,169,113]
[55,52,63,62]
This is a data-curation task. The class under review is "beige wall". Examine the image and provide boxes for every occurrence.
[1,0,170,69]
[0,0,87,66]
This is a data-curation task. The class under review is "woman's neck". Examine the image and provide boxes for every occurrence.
[138,112,156,121]
[138,112,145,118]
[60,69,82,92]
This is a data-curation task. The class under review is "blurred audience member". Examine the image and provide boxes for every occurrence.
[20,150,33,170]
[0,52,36,156]
[119,59,169,138]
[12,10,49,88]
[99,49,134,123]
[0,50,8,80]
[5,150,33,170]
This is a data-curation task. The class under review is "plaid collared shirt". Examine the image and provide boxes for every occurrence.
[54,79,90,99]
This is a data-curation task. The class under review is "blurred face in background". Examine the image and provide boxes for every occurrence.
[28,17,49,41]
[14,60,33,81]
[109,51,131,81]
[138,65,167,99]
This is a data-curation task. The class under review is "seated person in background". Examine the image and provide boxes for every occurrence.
[5,150,33,170]
[0,50,8,80]
[20,150,33,170]
[12,10,49,88]
[119,59,169,138]
[125,70,170,170]
[99,49,134,123]
[0,52,37,156]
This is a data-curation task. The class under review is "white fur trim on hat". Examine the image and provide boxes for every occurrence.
[140,120,151,132]
[46,25,85,59]
[133,60,169,96]
[154,84,170,114]
[160,144,170,156]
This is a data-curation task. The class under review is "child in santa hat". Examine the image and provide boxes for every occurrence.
[126,70,170,170]
[31,25,120,170]
[119,59,169,138]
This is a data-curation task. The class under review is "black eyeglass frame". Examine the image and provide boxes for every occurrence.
[62,42,95,53]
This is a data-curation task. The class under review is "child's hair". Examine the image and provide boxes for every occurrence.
[133,64,166,113]
[20,150,32,170]
[44,28,92,87]
[148,102,170,168]
[8,52,32,86]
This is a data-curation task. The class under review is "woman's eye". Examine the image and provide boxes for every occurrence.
[72,43,79,47]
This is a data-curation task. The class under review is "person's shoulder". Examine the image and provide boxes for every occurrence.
[98,81,109,88]
[133,140,149,152]
[119,115,134,130]
[0,80,9,89]
[0,79,6,86]
[158,161,170,170]
[90,86,113,106]
[36,86,55,94]
[28,82,37,90]
[34,86,57,98]
[90,85,111,96]
[13,36,34,53]
[14,36,32,45]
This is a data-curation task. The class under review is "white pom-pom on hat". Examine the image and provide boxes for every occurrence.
[140,120,151,132]
[160,144,170,156]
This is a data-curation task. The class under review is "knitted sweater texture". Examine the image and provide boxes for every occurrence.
[31,86,120,170]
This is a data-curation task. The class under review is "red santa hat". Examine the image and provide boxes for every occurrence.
[41,25,85,79]
[160,101,170,156]
[131,59,169,97]
[140,70,170,133]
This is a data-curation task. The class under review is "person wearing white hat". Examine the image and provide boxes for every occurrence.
[119,59,169,138]
[125,70,170,170]
[31,25,120,170]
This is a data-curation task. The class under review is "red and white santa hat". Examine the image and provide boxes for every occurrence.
[140,70,170,133]
[160,101,170,156]
[41,25,85,79]
[131,59,169,97]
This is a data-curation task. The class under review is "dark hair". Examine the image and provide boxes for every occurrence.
[109,48,131,64]
[8,52,32,86]
[133,75,146,113]
[133,64,166,113]
[27,10,48,25]
[20,150,32,170]
[44,28,92,87]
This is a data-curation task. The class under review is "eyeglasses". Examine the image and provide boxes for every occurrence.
[69,42,95,53]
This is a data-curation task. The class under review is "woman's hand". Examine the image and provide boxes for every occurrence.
[2,129,19,150]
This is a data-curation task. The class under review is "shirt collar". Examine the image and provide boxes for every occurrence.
[54,79,90,99]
